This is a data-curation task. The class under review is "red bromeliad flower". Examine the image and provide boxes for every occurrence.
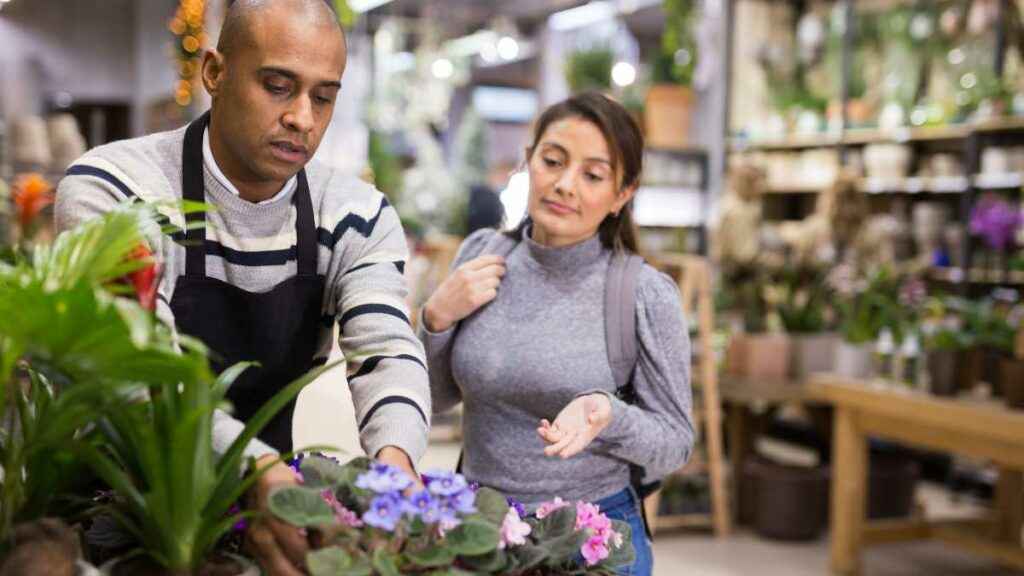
[11,173,54,232]
[128,244,161,311]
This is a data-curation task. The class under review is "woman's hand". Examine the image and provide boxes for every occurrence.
[423,255,506,332]
[537,394,613,459]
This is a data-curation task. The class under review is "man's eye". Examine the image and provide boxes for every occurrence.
[266,83,289,94]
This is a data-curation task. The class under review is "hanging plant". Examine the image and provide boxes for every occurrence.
[565,47,614,93]
[168,0,206,107]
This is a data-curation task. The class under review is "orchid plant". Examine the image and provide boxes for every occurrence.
[269,455,635,576]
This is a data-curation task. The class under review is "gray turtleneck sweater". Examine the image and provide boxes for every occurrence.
[420,227,694,509]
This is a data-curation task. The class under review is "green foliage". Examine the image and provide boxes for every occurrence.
[368,130,404,202]
[776,266,832,334]
[949,297,1016,353]
[833,267,904,345]
[660,0,697,86]
[0,203,187,548]
[565,48,614,93]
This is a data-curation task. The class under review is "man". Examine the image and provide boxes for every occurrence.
[55,1,430,574]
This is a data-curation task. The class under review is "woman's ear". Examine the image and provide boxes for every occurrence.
[612,184,638,215]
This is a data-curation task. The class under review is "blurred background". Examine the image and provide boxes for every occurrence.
[2,1,1024,574]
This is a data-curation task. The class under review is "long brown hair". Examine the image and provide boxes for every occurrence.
[507,91,643,253]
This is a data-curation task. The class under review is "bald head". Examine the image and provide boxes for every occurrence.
[218,0,345,59]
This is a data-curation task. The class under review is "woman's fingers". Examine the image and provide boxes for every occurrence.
[544,429,578,457]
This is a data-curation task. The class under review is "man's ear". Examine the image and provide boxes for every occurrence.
[201,50,226,97]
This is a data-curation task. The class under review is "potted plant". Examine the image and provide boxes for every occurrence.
[565,47,614,94]
[83,340,340,575]
[269,455,635,575]
[952,296,1016,396]
[0,202,188,571]
[644,0,697,149]
[723,265,792,380]
[1005,325,1024,410]
[918,297,972,397]
[777,265,837,381]
[827,265,903,380]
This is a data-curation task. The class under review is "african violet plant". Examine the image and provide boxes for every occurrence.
[269,455,635,576]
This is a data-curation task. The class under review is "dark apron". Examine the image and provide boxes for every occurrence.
[170,112,325,453]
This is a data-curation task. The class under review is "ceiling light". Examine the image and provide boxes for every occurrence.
[431,58,454,80]
[611,61,636,86]
[496,36,520,60]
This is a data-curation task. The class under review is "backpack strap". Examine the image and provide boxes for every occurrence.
[605,252,645,394]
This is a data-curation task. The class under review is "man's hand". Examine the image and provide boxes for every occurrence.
[376,446,423,490]
[246,455,309,576]
[537,394,613,459]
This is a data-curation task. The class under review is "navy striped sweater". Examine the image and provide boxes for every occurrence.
[55,123,430,463]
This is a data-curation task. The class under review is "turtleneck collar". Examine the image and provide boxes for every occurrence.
[521,224,606,274]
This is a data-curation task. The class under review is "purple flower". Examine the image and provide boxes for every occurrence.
[422,469,468,497]
[899,277,927,308]
[228,503,248,533]
[356,463,413,494]
[437,499,462,529]
[363,493,404,531]
[448,487,477,515]
[970,194,1022,252]
[506,497,526,519]
[402,489,443,524]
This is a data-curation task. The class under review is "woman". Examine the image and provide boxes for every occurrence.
[419,92,694,576]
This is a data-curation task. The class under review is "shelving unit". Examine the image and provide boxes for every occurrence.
[636,147,710,255]
[723,0,1024,292]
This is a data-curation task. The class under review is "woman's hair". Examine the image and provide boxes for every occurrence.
[506,91,643,253]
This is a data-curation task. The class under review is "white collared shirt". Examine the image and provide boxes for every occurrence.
[203,129,296,205]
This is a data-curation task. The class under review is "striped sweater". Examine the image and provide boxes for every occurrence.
[55,123,430,463]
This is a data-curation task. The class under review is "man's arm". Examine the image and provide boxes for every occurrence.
[328,194,431,474]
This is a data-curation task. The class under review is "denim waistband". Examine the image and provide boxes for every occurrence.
[594,486,638,512]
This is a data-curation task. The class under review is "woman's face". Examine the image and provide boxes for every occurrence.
[526,117,634,248]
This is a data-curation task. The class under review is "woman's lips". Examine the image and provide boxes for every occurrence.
[542,199,577,216]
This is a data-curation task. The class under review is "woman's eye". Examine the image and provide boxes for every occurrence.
[542,157,561,168]
[586,172,604,183]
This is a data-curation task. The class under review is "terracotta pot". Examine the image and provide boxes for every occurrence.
[728,333,792,380]
[790,333,839,381]
[835,341,873,380]
[927,349,960,397]
[1001,357,1024,410]
[100,554,258,576]
[644,84,693,149]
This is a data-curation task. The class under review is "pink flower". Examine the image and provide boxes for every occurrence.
[498,507,532,549]
[535,497,569,519]
[321,489,363,528]
[574,501,602,531]
[581,535,610,566]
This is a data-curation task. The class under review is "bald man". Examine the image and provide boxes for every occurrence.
[56,1,430,573]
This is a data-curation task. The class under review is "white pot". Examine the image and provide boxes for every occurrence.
[100,554,259,576]
[835,341,874,380]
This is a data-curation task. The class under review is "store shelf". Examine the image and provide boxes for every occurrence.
[929,267,1024,285]
[858,176,969,195]
[633,186,704,228]
[974,172,1024,190]
[731,117,1024,153]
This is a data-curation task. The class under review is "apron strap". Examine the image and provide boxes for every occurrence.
[182,112,210,279]
[293,170,317,277]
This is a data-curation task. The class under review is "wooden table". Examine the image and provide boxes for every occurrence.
[809,376,1024,575]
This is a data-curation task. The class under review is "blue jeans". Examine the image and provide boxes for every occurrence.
[595,487,653,576]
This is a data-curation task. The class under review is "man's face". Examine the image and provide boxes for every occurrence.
[208,12,346,185]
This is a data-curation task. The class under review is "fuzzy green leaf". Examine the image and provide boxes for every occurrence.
[268,486,336,528]
[446,518,500,556]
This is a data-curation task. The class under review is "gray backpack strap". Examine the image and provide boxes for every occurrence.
[605,252,644,391]
[480,230,518,259]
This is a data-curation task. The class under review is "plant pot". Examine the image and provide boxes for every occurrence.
[727,333,792,380]
[927,349,960,397]
[835,341,873,380]
[790,333,839,381]
[867,454,920,520]
[981,347,1006,396]
[750,459,829,541]
[100,554,258,576]
[1001,357,1024,410]
[644,84,693,149]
